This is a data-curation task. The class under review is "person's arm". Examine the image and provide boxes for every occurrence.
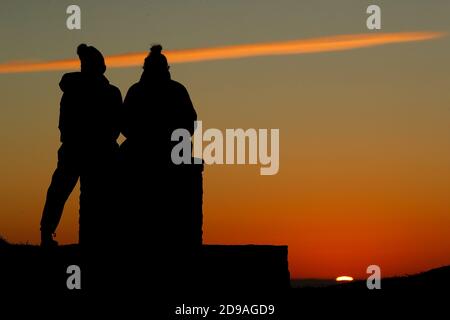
[110,86,123,141]
[179,85,197,136]
[58,93,67,143]
[121,85,137,139]
[57,72,80,144]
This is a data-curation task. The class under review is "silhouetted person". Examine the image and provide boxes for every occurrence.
[40,44,122,249]
[119,45,203,298]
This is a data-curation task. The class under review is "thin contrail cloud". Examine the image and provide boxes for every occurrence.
[0,32,444,74]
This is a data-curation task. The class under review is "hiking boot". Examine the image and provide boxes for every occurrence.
[41,232,58,248]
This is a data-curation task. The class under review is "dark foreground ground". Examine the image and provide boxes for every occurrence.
[1,238,448,317]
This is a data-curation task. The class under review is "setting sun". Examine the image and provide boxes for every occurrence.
[336,276,354,282]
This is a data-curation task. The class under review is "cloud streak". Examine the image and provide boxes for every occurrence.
[0,32,444,74]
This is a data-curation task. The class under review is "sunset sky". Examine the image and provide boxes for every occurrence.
[1,0,450,279]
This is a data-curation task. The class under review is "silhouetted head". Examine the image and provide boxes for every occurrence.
[77,44,106,75]
[141,44,170,81]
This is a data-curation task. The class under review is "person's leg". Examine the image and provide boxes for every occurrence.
[40,146,79,246]
[78,172,94,247]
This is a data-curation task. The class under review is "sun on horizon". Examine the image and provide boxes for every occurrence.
[336,276,354,282]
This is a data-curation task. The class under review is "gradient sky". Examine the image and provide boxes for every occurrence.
[1,0,450,279]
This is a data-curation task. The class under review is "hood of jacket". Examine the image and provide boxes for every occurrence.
[59,72,110,92]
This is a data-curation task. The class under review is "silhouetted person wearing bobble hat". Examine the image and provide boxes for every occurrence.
[119,45,203,299]
[40,44,122,248]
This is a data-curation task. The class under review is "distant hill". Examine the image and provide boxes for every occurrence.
[325,265,450,290]
[1,236,448,316]
[1,236,448,292]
